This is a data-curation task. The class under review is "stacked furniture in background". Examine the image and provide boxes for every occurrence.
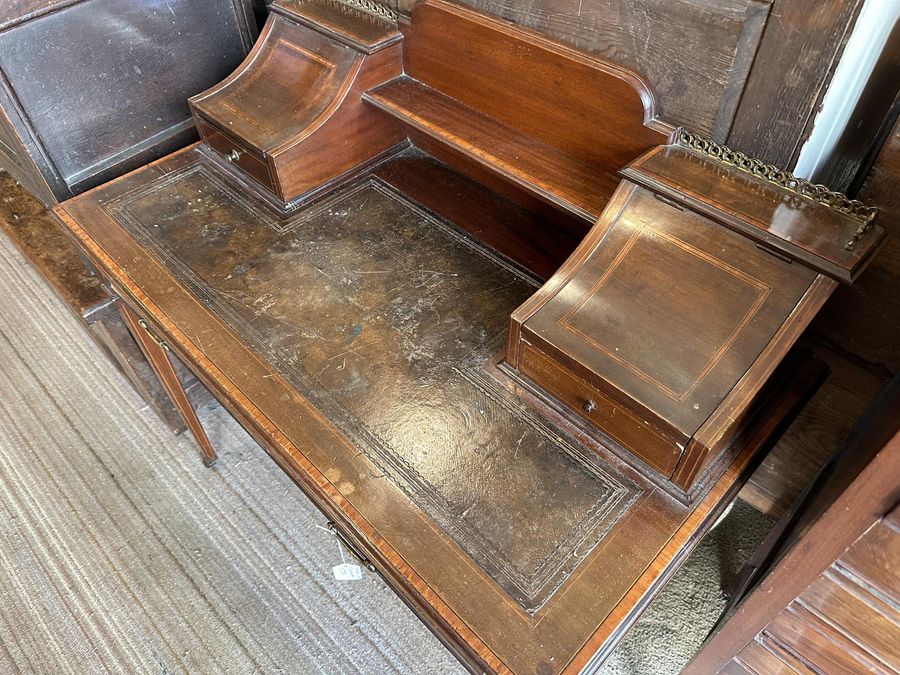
[0,0,256,429]
[686,373,900,674]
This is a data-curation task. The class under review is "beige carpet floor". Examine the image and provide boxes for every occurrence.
[0,229,771,674]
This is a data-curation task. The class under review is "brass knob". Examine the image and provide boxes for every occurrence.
[227,149,242,162]
[583,399,597,414]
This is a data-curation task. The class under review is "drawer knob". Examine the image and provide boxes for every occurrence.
[227,149,242,162]
[583,399,597,414]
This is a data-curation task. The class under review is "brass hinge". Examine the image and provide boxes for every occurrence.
[327,522,377,573]
[138,318,171,352]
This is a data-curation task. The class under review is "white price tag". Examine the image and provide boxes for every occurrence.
[333,563,363,581]
[317,523,367,582]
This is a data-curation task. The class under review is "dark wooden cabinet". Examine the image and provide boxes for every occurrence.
[0,0,256,205]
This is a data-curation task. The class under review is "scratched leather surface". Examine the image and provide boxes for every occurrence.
[106,152,641,612]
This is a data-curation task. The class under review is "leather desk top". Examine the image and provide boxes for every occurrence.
[55,145,819,673]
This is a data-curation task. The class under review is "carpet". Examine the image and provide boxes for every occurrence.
[0,229,771,674]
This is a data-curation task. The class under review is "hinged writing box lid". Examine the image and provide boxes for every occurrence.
[511,133,883,495]
[190,0,401,158]
[621,130,886,283]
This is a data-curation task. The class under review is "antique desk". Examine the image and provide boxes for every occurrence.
[53,1,885,672]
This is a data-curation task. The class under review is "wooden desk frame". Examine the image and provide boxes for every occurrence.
[51,1,884,671]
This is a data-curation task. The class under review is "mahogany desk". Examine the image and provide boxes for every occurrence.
[55,144,828,673]
[52,1,883,672]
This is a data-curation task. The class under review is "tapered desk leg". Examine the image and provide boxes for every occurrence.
[117,301,218,467]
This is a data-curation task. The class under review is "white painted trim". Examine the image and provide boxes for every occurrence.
[793,0,899,181]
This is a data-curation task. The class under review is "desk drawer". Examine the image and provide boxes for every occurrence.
[196,117,277,195]
[519,341,683,477]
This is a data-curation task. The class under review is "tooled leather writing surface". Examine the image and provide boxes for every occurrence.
[104,148,641,613]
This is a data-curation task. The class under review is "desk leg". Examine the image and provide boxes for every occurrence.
[117,301,218,467]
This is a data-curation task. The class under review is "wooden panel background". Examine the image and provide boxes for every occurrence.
[726,0,864,168]
[812,116,900,376]
[396,0,771,141]
[262,0,863,167]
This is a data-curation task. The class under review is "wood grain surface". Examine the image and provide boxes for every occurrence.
[53,142,825,672]
[394,0,769,141]
[726,0,864,167]
[272,0,864,167]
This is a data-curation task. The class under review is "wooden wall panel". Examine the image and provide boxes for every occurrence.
[264,0,867,168]
[394,0,770,140]
[726,0,865,167]
[811,115,900,375]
